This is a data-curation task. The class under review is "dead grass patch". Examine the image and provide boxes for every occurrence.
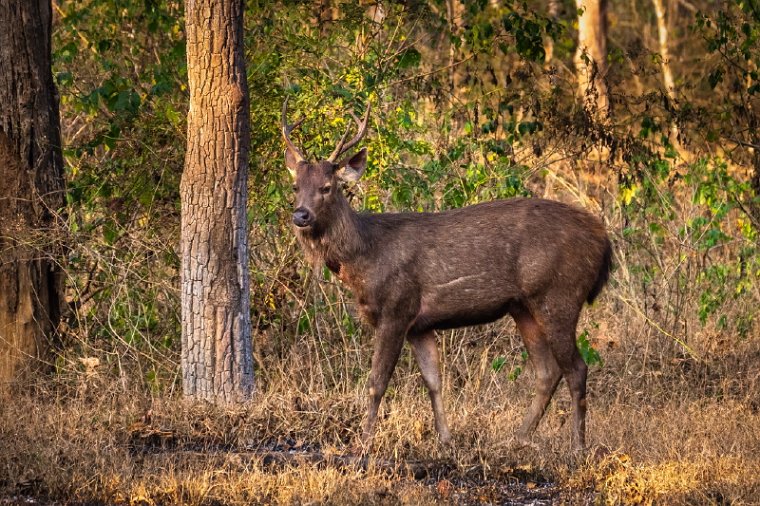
[2,312,759,505]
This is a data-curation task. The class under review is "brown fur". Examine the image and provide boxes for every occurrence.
[287,149,612,450]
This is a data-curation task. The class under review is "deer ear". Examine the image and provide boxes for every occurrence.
[335,147,367,183]
[284,148,299,179]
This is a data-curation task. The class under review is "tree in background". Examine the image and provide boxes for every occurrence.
[651,0,680,149]
[574,0,609,119]
[0,1,66,386]
[37,0,758,403]
[180,0,253,402]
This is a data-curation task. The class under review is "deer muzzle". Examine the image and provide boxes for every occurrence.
[292,207,315,228]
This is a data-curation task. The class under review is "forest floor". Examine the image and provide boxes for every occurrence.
[2,304,760,505]
[1,388,757,505]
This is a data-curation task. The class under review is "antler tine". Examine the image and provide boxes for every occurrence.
[281,97,306,162]
[327,103,371,163]
[340,103,372,156]
[326,122,353,163]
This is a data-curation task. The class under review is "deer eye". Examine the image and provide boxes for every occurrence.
[320,185,331,195]
[292,185,299,192]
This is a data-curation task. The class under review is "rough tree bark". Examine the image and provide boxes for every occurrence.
[0,1,66,386]
[181,0,254,402]
[574,0,609,119]
[652,0,681,148]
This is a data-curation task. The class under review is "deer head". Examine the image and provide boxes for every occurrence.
[282,98,370,231]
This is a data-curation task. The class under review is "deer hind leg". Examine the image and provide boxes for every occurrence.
[545,319,588,450]
[408,331,451,444]
[361,321,407,449]
[512,304,562,445]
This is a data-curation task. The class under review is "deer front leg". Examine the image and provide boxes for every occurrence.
[361,321,407,449]
[408,331,451,444]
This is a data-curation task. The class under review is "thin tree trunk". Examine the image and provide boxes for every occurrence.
[181,0,253,402]
[545,0,560,64]
[446,0,461,99]
[446,0,465,136]
[574,0,609,120]
[0,1,66,387]
[652,0,681,147]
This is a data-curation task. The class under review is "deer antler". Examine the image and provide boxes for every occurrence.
[327,103,371,163]
[281,97,306,162]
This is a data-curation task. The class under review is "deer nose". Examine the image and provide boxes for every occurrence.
[292,207,314,227]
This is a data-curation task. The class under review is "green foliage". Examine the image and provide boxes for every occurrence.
[577,330,603,367]
[54,0,186,372]
[502,12,549,62]
[509,350,529,381]
[243,0,546,223]
[491,350,528,381]
[50,0,760,380]
[620,148,757,345]
[491,355,507,373]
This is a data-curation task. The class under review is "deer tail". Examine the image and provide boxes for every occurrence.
[587,238,612,305]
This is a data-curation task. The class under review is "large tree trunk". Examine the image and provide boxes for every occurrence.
[181,0,254,402]
[574,0,609,120]
[0,1,66,387]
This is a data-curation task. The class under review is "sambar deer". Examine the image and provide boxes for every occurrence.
[282,99,612,450]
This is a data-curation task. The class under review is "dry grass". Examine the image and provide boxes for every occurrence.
[2,294,759,505]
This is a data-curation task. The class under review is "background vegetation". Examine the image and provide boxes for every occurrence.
[1,0,759,504]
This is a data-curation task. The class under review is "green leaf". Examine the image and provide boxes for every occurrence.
[577,330,603,367]
[112,90,141,115]
[56,42,78,63]
[97,39,113,53]
[103,220,119,245]
[491,356,507,373]
[396,48,421,69]
[708,68,724,89]
[508,365,523,381]
[508,351,528,381]
[56,71,74,87]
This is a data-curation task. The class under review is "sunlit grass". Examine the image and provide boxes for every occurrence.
[2,310,758,504]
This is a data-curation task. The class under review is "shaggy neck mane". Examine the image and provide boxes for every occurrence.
[295,193,367,269]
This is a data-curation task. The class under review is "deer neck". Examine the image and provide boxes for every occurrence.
[296,193,366,271]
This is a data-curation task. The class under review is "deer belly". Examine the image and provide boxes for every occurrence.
[409,296,512,335]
